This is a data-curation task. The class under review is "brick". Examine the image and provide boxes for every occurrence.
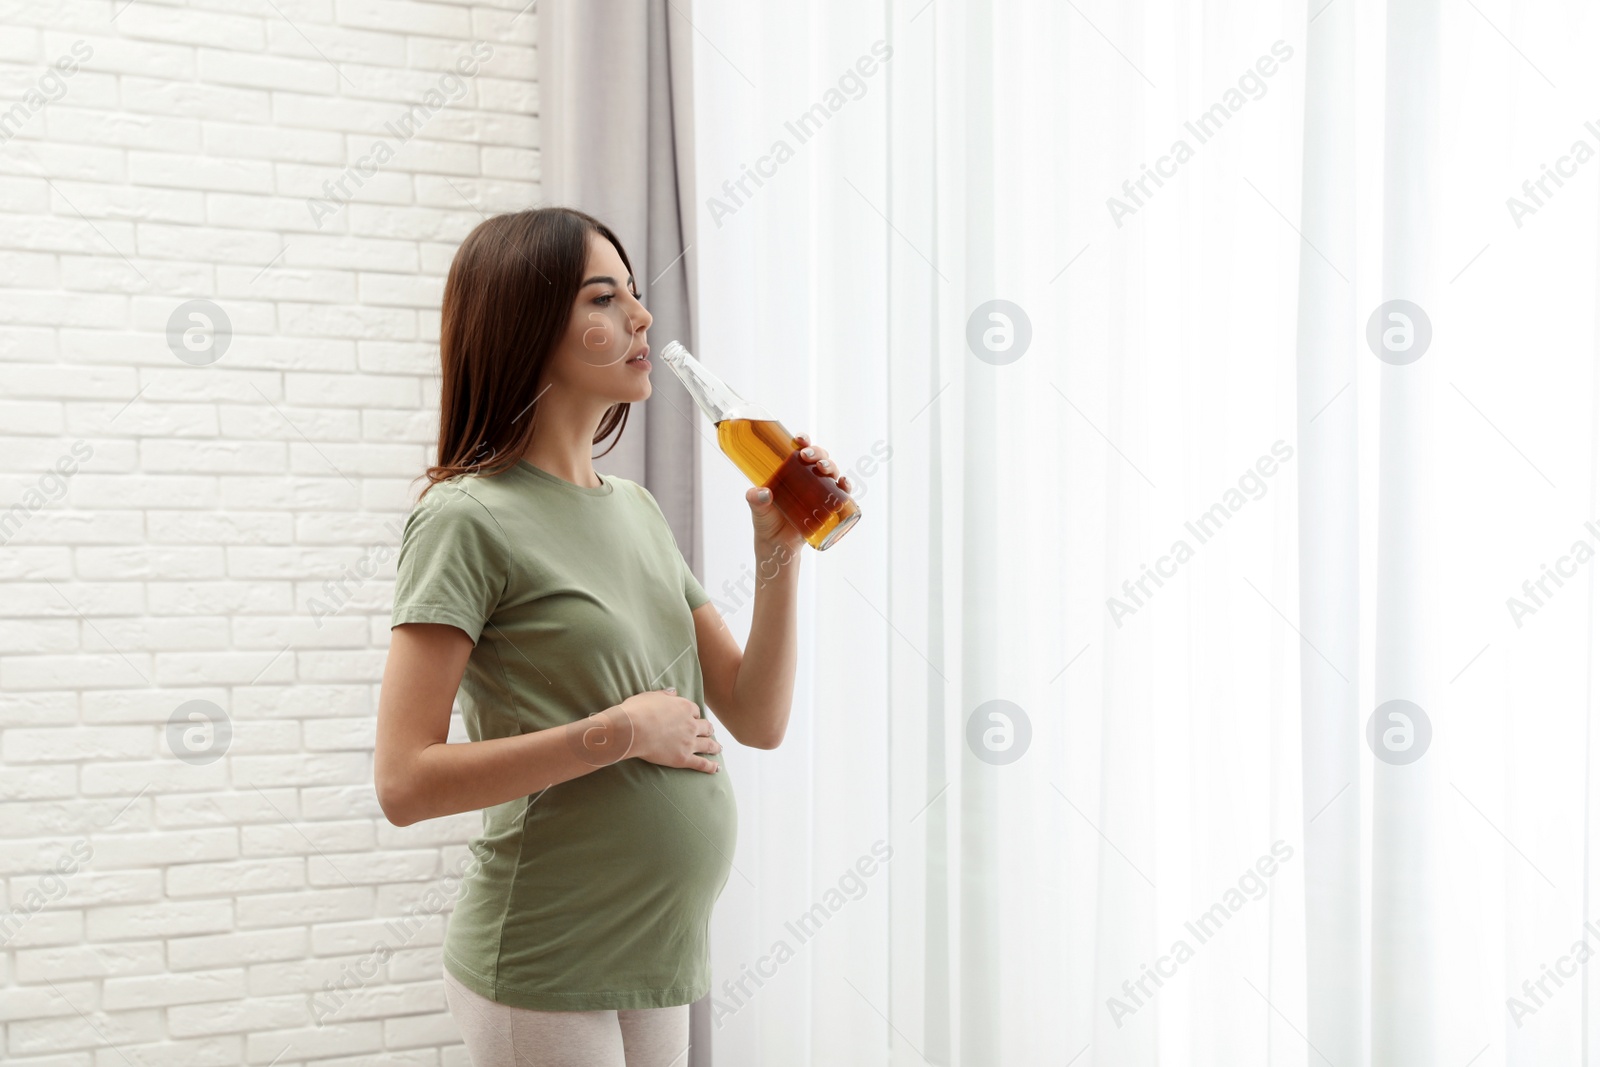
[0,143,126,185]
[336,0,470,37]
[150,650,295,686]
[241,818,375,857]
[153,786,300,828]
[414,173,536,209]
[285,372,416,407]
[0,979,99,1023]
[197,47,337,93]
[265,21,407,67]
[4,581,144,617]
[246,1020,382,1062]
[0,689,77,728]
[47,105,201,150]
[356,271,443,307]
[144,579,291,616]
[1,653,155,692]
[311,914,444,958]
[7,870,161,908]
[128,151,275,194]
[308,849,435,886]
[82,687,232,729]
[167,928,308,971]
[15,939,166,982]
[355,340,434,374]
[167,992,306,1038]
[144,510,293,545]
[43,32,196,81]
[202,118,345,164]
[119,76,271,123]
[235,886,372,928]
[102,967,247,1009]
[0,765,82,802]
[87,828,238,869]
[68,474,218,509]
[234,684,369,720]
[6,1008,162,1055]
[230,751,368,788]
[0,618,78,654]
[79,760,228,797]
[85,899,233,940]
[277,302,417,341]
[302,717,374,752]
[4,726,154,763]
[111,7,266,51]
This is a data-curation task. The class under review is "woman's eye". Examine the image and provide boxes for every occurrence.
[595,293,613,305]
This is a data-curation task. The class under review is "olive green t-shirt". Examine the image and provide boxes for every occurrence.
[389,458,736,1011]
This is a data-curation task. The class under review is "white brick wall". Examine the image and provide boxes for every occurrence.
[0,0,539,1061]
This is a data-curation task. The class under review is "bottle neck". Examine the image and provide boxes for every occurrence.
[660,342,772,423]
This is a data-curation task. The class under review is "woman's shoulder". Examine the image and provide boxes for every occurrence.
[402,477,506,541]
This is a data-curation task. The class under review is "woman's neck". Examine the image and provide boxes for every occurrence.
[519,386,611,488]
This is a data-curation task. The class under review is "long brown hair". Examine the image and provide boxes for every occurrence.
[418,207,634,497]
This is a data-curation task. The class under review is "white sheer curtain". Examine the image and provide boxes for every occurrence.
[683,0,1600,1064]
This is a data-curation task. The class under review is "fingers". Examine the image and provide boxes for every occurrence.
[810,454,848,492]
[692,716,721,759]
[690,755,720,774]
[796,436,847,489]
[806,451,848,489]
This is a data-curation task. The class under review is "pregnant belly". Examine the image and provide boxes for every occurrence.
[595,759,738,893]
[445,759,738,995]
[489,758,737,924]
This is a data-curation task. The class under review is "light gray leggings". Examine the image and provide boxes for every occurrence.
[443,967,691,1067]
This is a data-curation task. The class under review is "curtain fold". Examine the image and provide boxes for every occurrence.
[1295,0,1362,1062]
[1372,0,1442,1062]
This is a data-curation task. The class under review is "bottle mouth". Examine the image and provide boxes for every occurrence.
[660,340,690,367]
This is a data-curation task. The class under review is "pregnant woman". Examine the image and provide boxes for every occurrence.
[374,207,851,1067]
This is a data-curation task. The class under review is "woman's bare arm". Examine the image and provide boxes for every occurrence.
[695,537,801,750]
[375,623,606,826]
[374,622,719,827]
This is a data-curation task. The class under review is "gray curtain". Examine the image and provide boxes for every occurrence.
[535,3,713,1063]
[537,0,704,573]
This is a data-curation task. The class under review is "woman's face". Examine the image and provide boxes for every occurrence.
[545,230,654,407]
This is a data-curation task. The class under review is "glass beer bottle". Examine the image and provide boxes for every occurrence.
[660,340,862,551]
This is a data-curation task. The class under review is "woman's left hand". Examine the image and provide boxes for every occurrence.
[746,433,852,551]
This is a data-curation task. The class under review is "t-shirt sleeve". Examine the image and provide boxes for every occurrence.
[390,485,509,647]
[681,550,710,612]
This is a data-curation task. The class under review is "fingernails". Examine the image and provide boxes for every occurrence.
[755,488,771,503]
[665,687,676,694]
[801,447,815,459]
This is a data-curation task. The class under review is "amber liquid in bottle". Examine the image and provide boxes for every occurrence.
[659,340,862,551]
[717,418,862,550]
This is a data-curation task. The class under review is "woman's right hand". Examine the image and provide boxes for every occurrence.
[614,688,721,773]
